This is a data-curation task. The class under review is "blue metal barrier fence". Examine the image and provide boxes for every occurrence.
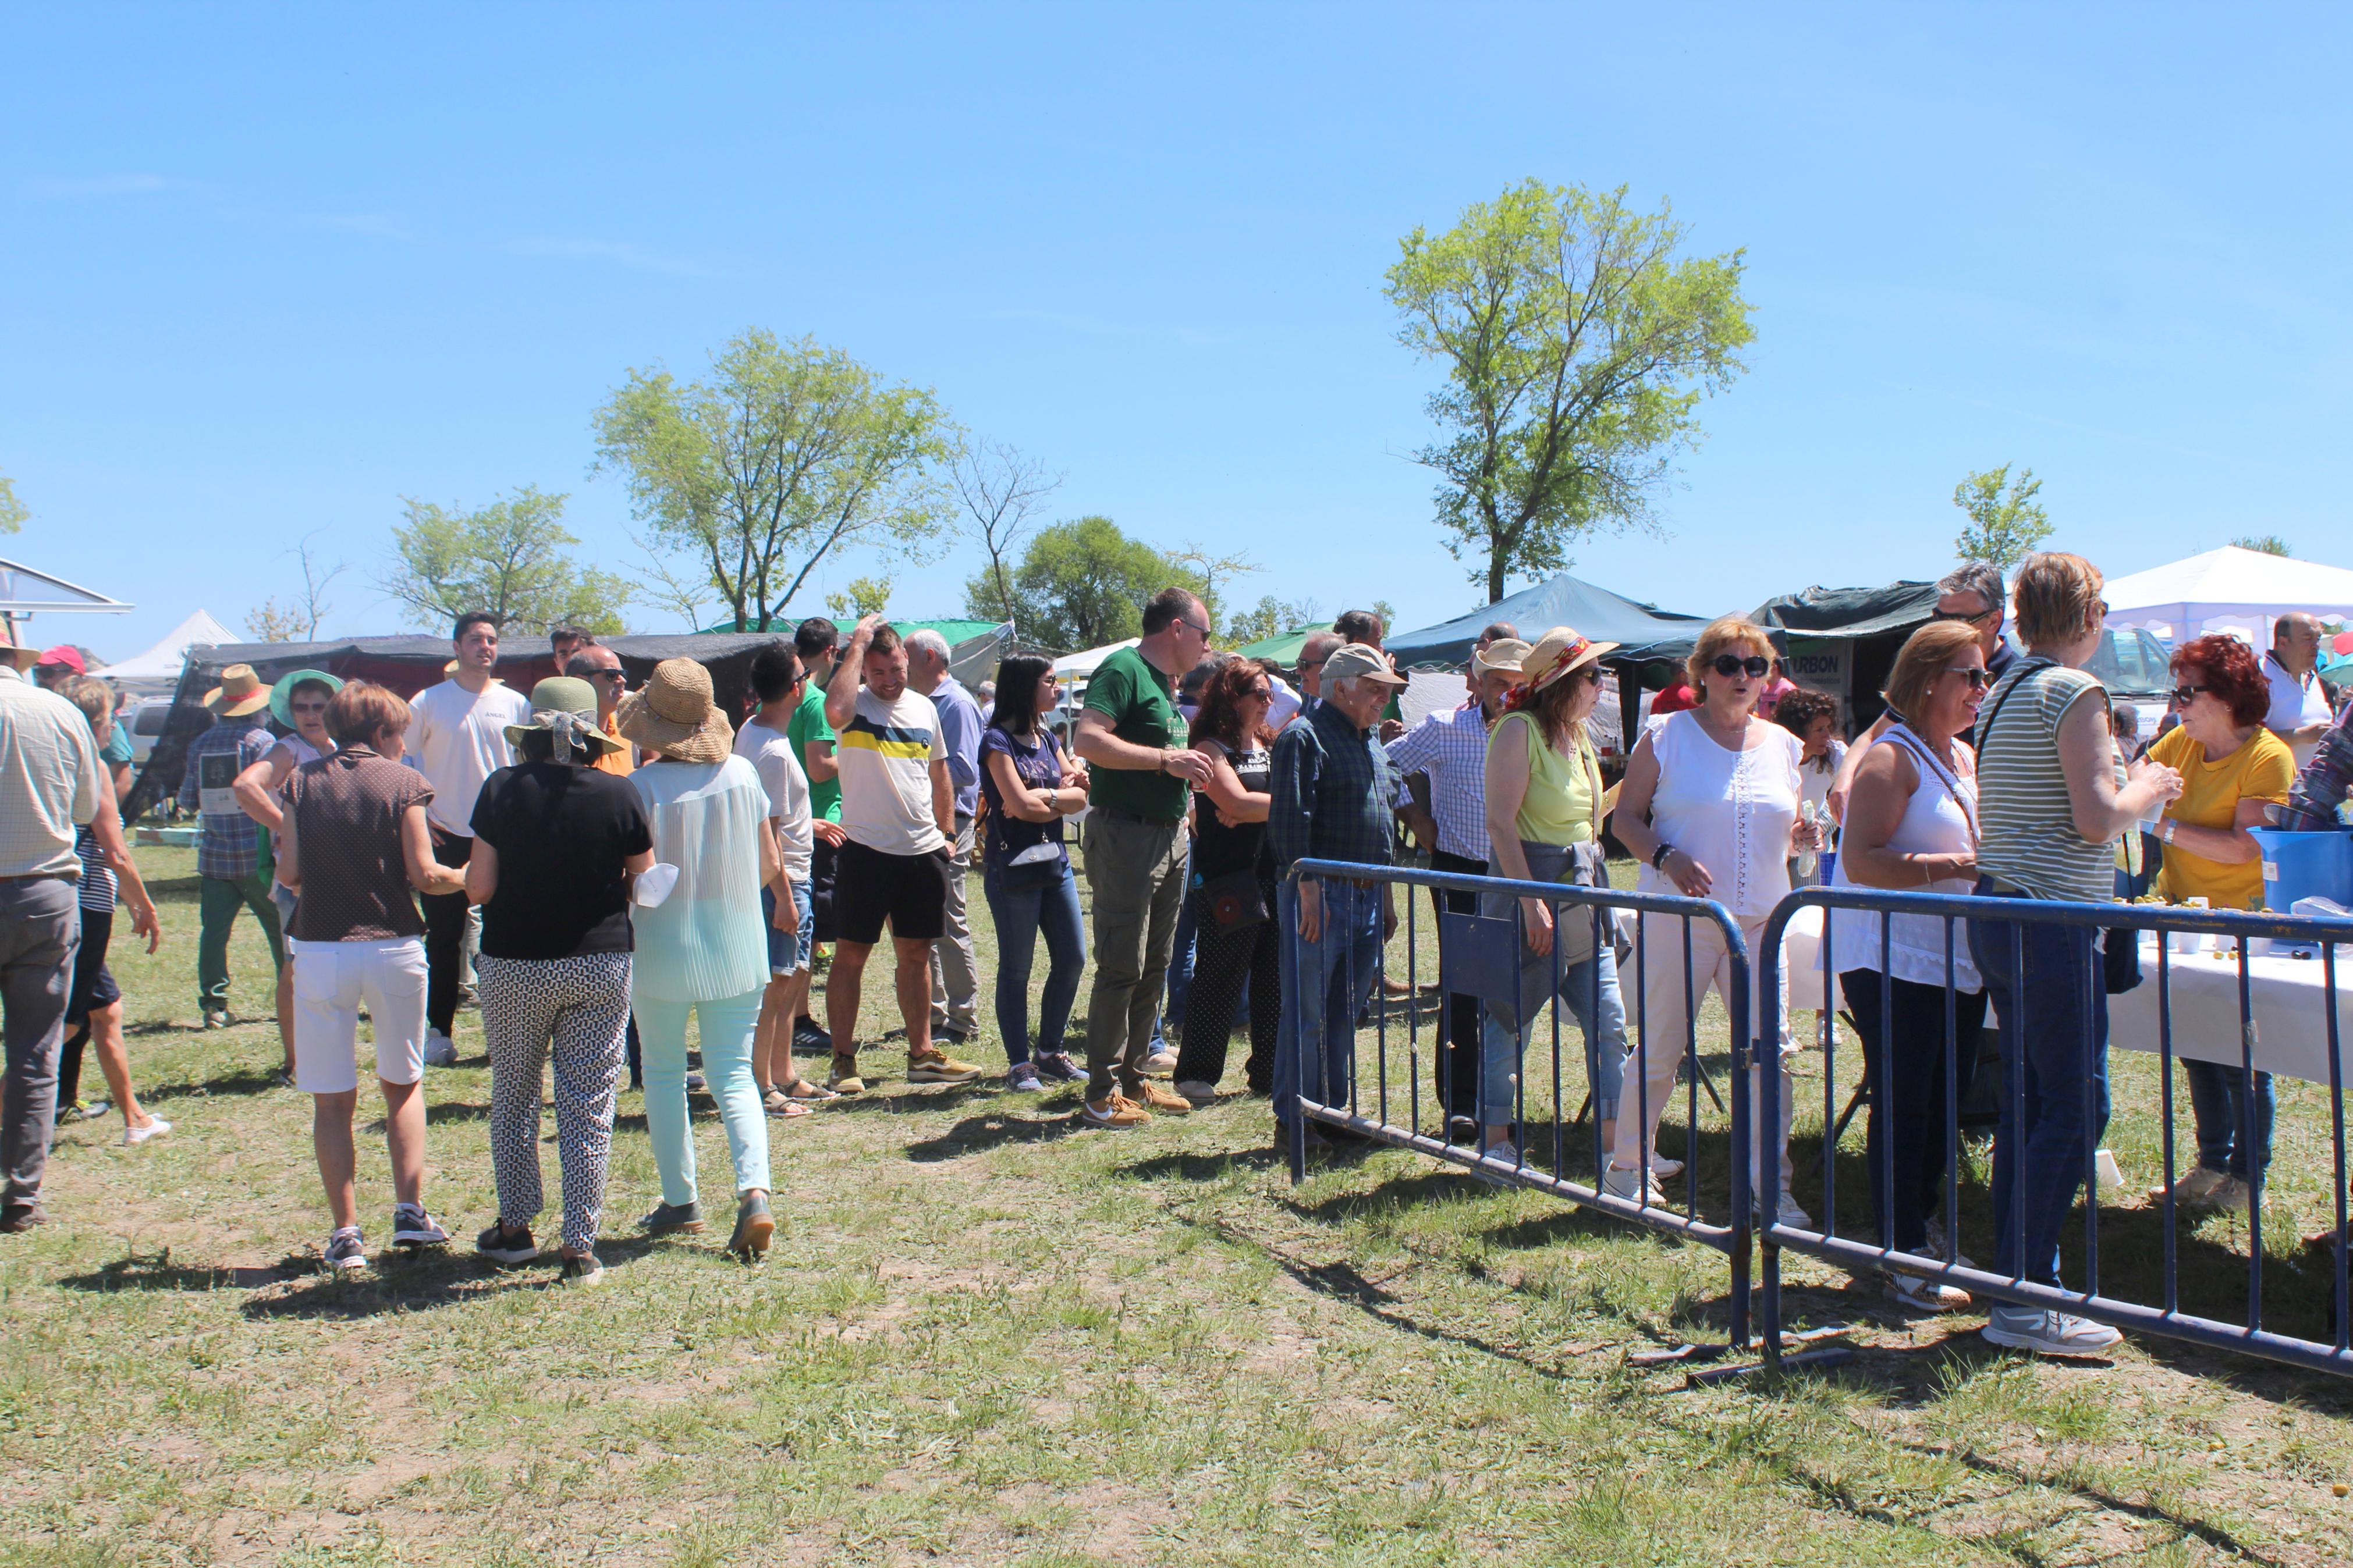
[1757,886,2353,1377]
[1280,857,1761,1349]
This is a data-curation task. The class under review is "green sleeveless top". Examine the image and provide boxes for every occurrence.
[1493,711,1602,845]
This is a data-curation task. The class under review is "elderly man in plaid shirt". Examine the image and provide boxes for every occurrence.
[1388,637,1529,1140]
[1269,644,1407,1155]
[176,664,286,1028]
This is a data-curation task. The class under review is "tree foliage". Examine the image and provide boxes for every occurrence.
[0,468,25,534]
[826,575,894,621]
[378,487,629,636]
[953,439,1062,625]
[1386,179,1754,603]
[968,516,1205,653]
[2233,534,2292,557]
[247,532,347,643]
[1225,595,1323,646]
[592,328,956,633]
[1951,464,2052,569]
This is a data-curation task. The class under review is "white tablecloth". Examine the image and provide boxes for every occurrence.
[1776,905,2353,1087]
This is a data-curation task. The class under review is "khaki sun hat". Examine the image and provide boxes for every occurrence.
[1322,643,1407,687]
[203,663,272,717]
[506,675,624,760]
[1521,627,1620,692]
[614,657,733,763]
[1475,637,1533,677]
[0,624,39,673]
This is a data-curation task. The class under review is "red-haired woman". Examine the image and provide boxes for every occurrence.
[1172,658,1281,1104]
[2145,634,2296,1214]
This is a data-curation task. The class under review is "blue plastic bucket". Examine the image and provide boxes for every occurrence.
[2246,827,2353,913]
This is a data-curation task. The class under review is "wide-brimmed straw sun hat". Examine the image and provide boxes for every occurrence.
[614,657,733,763]
[1475,637,1533,677]
[506,675,625,760]
[269,668,344,730]
[0,625,38,672]
[1521,627,1619,692]
[203,663,273,717]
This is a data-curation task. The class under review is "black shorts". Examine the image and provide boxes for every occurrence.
[67,907,120,1023]
[833,838,949,945]
[808,832,840,945]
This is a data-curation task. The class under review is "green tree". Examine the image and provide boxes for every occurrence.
[1952,464,2052,569]
[2233,534,2292,557]
[1386,179,1754,603]
[592,328,956,633]
[971,517,1205,652]
[0,468,26,534]
[378,486,629,635]
[1225,594,1322,646]
[825,575,894,621]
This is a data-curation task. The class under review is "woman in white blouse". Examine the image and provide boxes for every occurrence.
[616,659,785,1264]
[1610,616,1822,1222]
[1827,620,1989,1311]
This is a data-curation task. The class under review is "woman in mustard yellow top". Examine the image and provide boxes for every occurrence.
[2145,634,2297,1214]
[1474,627,1626,1179]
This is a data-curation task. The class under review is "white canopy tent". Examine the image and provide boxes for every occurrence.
[97,608,239,695]
[2104,546,2353,646]
[1051,638,1140,678]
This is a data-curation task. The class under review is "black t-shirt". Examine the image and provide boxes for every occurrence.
[1190,738,1273,884]
[470,762,652,960]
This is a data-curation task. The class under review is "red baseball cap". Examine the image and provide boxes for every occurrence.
[35,645,84,674]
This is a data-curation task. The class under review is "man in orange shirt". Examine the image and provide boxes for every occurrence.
[567,644,635,776]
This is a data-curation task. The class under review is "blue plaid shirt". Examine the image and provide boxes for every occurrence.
[1270,698,1397,876]
[177,714,275,880]
[1385,703,1495,863]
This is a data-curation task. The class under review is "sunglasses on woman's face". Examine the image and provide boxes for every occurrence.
[2172,684,2209,706]
[1710,654,1770,678]
[1945,666,1995,690]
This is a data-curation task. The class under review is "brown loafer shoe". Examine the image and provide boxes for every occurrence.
[1135,1080,1191,1115]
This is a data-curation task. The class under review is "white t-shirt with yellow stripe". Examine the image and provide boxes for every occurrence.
[837,687,947,856]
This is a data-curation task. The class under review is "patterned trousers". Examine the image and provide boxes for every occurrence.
[479,952,631,1251]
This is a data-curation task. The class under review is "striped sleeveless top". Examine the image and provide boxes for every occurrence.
[1975,659,2118,902]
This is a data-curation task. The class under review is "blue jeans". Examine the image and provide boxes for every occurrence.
[634,988,769,1207]
[1969,881,2110,1288]
[984,863,1087,1065]
[1275,879,1383,1129]
[761,882,814,976]
[2184,1059,2274,1182]
[1479,943,1626,1127]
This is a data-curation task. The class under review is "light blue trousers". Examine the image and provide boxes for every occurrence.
[634,987,770,1207]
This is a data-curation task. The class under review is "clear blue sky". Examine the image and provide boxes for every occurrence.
[5,4,2347,662]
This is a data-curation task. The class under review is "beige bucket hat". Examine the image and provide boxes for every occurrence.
[613,657,733,763]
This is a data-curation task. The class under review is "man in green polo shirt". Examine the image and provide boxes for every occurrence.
[786,617,846,1054]
[1072,588,1217,1127]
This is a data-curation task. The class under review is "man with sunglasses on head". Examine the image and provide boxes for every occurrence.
[1827,561,2015,823]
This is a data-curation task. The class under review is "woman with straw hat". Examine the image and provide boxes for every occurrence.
[466,677,656,1287]
[1471,628,1627,1180]
[233,667,343,1086]
[617,657,785,1263]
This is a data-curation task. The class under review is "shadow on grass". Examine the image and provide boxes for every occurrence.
[141,1066,285,1105]
[61,1251,317,1293]
[906,1110,1088,1161]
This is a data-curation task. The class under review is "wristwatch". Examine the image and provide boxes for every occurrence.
[2158,818,2178,845]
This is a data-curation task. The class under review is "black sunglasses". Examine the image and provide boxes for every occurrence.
[2172,684,2209,706]
[1947,667,1996,689]
[1710,654,1770,678]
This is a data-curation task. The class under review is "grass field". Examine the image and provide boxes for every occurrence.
[6,846,2353,1564]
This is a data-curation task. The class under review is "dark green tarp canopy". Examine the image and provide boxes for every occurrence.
[1386,573,1711,671]
[1749,581,1939,640]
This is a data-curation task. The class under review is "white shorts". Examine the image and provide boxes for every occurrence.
[290,936,431,1094]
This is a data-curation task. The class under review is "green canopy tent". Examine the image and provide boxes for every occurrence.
[1748,581,1939,733]
[1231,626,1322,664]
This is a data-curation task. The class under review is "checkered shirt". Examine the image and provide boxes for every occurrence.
[177,714,275,880]
[1385,704,1493,863]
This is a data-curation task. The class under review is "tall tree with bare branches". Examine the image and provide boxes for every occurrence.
[953,439,1062,627]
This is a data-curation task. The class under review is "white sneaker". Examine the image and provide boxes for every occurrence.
[2209,1175,2255,1214]
[1754,1190,1813,1229]
[1602,1162,1667,1206]
[423,1030,458,1068]
[121,1118,172,1147]
[2149,1165,2231,1208]
[1983,1306,2123,1357]
[1649,1154,1684,1179]
[1886,1271,1971,1313]
[1471,1141,1523,1186]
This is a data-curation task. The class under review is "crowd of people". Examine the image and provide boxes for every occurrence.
[0,552,2346,1357]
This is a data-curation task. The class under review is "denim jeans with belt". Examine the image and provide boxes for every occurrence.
[984,861,1087,1066]
[1274,878,1383,1129]
[1968,879,2110,1288]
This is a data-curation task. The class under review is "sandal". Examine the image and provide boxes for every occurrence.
[780,1078,841,1103]
[761,1087,814,1118]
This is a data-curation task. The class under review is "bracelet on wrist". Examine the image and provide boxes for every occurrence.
[1651,842,1675,870]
